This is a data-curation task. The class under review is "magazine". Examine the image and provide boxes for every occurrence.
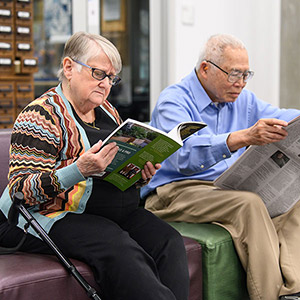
[214,115,300,217]
[93,118,207,191]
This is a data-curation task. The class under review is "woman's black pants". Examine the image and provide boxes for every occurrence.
[0,207,189,300]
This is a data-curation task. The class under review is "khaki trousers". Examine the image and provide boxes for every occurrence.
[145,180,300,300]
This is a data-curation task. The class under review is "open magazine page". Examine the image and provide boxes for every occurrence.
[214,115,300,217]
[101,118,168,144]
[93,119,206,191]
[168,121,207,143]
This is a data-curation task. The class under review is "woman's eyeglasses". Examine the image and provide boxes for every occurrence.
[71,58,121,86]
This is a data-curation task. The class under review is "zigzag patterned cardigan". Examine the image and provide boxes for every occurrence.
[0,84,122,234]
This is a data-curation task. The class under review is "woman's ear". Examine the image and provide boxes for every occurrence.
[63,57,73,80]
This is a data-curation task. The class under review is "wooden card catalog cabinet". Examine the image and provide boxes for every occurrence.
[0,0,36,128]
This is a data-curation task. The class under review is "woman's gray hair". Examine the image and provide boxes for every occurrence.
[57,31,122,82]
[195,34,246,71]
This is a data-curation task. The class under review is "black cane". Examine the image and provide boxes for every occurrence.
[10,192,101,300]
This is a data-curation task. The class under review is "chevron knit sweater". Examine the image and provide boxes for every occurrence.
[0,84,121,234]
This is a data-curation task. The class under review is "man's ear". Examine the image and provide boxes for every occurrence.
[63,57,73,80]
[202,61,209,73]
[198,61,209,79]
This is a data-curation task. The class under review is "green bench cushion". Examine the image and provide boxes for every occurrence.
[168,222,249,300]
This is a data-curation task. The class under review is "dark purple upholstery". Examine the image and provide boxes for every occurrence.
[183,236,203,300]
[0,129,203,300]
[0,252,98,300]
[0,239,202,300]
[0,129,11,195]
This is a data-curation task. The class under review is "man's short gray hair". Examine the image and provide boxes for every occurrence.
[196,34,246,71]
[57,31,122,82]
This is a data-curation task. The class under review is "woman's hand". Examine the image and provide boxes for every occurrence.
[141,161,161,182]
[76,140,119,177]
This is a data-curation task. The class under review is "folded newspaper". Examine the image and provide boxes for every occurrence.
[214,115,300,217]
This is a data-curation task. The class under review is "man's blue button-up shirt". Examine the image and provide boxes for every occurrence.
[141,70,300,199]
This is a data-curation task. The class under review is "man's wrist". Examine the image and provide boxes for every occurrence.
[227,130,248,152]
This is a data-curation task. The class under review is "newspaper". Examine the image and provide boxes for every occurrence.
[214,115,300,217]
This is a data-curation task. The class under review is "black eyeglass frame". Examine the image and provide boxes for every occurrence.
[71,58,121,86]
[205,60,254,83]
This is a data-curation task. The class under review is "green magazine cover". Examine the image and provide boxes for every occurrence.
[93,118,206,191]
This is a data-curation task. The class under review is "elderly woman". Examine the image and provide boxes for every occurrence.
[0,32,189,300]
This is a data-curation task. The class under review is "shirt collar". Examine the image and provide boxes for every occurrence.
[188,69,232,112]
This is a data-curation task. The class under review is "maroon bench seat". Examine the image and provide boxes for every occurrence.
[0,237,202,300]
[0,252,98,300]
[0,128,203,300]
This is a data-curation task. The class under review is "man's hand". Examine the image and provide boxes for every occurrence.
[135,161,161,188]
[227,118,289,152]
[141,161,161,182]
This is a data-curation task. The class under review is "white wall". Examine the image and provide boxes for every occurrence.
[150,0,281,112]
[72,0,100,34]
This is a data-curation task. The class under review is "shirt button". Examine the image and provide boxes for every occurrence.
[223,154,227,158]
[200,165,204,168]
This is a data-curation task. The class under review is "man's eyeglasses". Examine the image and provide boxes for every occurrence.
[71,58,121,86]
[206,60,254,83]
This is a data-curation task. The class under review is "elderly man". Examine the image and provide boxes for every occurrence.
[141,34,300,300]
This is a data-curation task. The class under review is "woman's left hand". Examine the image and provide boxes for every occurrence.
[141,161,161,182]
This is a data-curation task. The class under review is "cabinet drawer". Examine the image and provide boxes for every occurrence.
[0,115,13,127]
[0,0,13,9]
[16,82,33,98]
[15,0,33,10]
[15,41,33,56]
[0,98,14,110]
[0,39,13,56]
[0,105,13,115]
[15,9,32,26]
[0,7,13,25]
[0,82,13,99]
[0,55,13,72]
[21,57,38,73]
[16,97,31,113]
[15,25,32,41]
[0,24,13,40]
